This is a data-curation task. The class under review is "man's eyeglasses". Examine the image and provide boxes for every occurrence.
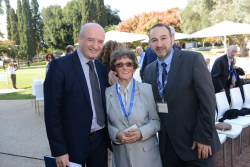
[115,62,134,68]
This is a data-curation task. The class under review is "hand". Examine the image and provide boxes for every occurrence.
[191,141,212,159]
[116,131,131,144]
[55,154,71,167]
[108,70,118,86]
[220,89,225,92]
[126,129,142,143]
[234,66,239,69]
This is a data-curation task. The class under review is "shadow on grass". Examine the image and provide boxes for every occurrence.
[0,86,33,100]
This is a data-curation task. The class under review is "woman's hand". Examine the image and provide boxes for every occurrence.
[126,129,142,143]
[116,131,131,144]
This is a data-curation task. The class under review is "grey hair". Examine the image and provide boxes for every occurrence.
[66,45,75,54]
[149,23,172,38]
[228,45,237,51]
[169,26,175,35]
[136,46,143,51]
[79,23,105,37]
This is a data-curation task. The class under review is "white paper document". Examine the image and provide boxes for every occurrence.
[44,155,82,167]
[123,124,138,133]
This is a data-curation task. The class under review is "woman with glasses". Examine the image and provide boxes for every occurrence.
[45,53,56,76]
[105,47,162,167]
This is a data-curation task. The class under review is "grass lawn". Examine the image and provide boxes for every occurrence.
[0,68,46,100]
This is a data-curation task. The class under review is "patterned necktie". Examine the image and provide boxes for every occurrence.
[119,87,128,105]
[87,61,105,127]
[161,62,167,87]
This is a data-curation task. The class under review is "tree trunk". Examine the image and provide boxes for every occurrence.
[239,42,248,57]
[37,48,40,62]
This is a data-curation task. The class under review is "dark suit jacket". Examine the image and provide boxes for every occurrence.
[140,45,181,80]
[44,51,110,164]
[211,54,232,93]
[143,48,221,161]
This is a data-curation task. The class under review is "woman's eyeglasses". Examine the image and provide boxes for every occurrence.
[47,57,51,59]
[115,62,134,68]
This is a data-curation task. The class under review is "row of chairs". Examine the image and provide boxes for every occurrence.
[31,78,45,115]
[216,84,250,167]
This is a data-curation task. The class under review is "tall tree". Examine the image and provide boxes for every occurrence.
[9,8,19,44]
[4,0,11,39]
[94,0,107,27]
[0,0,4,38]
[105,5,121,26]
[63,0,82,45]
[81,0,107,27]
[31,0,41,61]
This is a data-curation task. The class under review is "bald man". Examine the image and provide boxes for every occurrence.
[211,45,238,103]
[44,23,110,167]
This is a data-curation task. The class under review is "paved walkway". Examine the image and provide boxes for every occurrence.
[1,99,250,167]
[0,89,24,95]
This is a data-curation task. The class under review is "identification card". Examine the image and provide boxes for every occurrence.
[156,101,168,113]
[123,124,138,133]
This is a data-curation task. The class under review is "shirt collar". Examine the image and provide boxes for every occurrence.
[117,78,133,91]
[157,48,174,67]
[141,52,145,57]
[77,49,95,65]
[227,54,233,63]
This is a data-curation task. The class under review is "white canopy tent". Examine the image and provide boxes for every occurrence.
[141,32,190,43]
[75,30,149,45]
[189,21,250,53]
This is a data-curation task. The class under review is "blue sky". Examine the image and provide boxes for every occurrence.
[0,0,188,40]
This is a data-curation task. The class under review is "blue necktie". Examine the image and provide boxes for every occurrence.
[161,62,167,87]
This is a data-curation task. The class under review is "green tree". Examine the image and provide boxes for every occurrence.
[105,5,121,26]
[31,0,41,61]
[189,0,250,56]
[9,8,19,44]
[81,0,107,27]
[4,0,11,39]
[0,0,5,38]
[62,0,82,45]
[42,5,73,50]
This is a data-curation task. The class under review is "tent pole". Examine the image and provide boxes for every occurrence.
[224,35,227,53]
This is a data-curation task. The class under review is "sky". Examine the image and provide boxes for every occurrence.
[0,0,188,40]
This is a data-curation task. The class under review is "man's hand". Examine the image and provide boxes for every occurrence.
[126,129,142,143]
[191,141,212,159]
[116,131,131,144]
[108,71,118,86]
[55,154,71,167]
[220,89,226,92]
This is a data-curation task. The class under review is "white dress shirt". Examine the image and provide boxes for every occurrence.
[117,79,132,114]
[77,49,104,132]
[8,66,15,74]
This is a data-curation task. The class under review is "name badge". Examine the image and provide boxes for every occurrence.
[156,101,168,113]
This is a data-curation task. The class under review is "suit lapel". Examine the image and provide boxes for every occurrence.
[151,61,161,101]
[164,48,183,101]
[109,83,127,125]
[224,54,229,74]
[72,52,92,108]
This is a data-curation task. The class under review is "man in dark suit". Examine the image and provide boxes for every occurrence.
[143,23,221,166]
[44,23,110,167]
[211,45,238,103]
[140,26,181,80]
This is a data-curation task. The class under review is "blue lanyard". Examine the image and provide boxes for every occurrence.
[116,79,135,122]
[157,65,168,101]
[233,69,237,80]
[229,64,233,74]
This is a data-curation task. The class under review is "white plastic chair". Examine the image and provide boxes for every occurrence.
[34,84,44,115]
[218,134,227,167]
[33,78,41,82]
[215,92,250,166]
[243,84,250,109]
[230,87,244,110]
[31,82,42,109]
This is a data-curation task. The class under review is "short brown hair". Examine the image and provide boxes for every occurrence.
[45,53,56,61]
[149,23,172,39]
[110,47,138,71]
[97,40,124,68]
